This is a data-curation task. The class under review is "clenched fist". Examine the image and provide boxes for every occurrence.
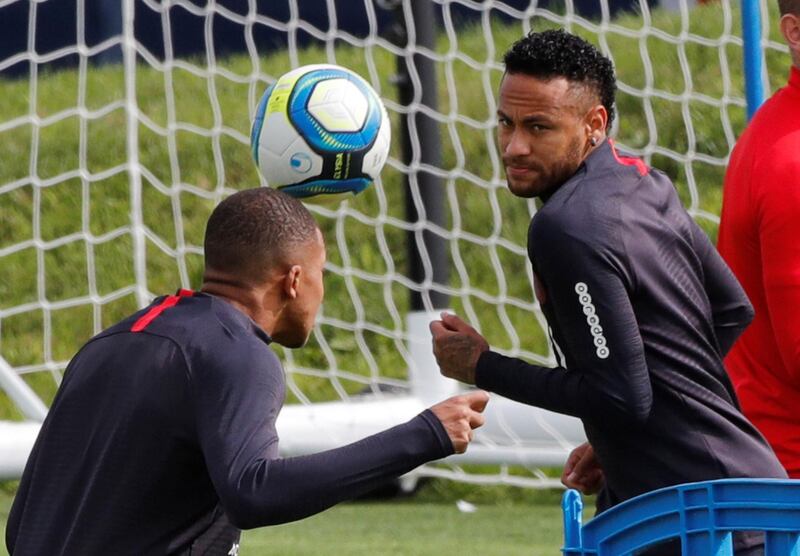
[430,312,490,385]
[428,390,490,454]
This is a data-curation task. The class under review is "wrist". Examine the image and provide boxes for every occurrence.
[473,349,492,386]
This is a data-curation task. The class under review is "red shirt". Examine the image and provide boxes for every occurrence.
[718,66,800,477]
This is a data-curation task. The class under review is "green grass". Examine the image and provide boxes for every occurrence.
[0,483,13,556]
[242,501,562,555]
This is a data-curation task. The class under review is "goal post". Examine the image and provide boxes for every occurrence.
[0,0,789,486]
[740,0,767,119]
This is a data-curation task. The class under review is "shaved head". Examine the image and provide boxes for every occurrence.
[204,187,319,283]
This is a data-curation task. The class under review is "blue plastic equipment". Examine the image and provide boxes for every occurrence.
[562,479,800,555]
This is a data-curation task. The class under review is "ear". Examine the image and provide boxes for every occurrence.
[780,14,800,56]
[584,104,608,144]
[282,265,302,300]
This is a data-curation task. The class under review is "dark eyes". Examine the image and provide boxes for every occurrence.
[497,118,547,131]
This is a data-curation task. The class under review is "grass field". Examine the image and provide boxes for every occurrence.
[240,502,562,555]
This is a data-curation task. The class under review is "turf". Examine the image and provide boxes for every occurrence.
[0,485,12,556]
[242,501,563,555]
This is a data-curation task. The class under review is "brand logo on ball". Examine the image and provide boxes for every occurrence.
[333,152,352,179]
[290,152,312,173]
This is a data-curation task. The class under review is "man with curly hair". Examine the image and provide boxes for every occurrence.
[430,29,785,554]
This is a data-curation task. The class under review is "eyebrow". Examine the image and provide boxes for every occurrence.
[496,109,554,124]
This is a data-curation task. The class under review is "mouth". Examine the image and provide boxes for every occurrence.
[505,165,536,178]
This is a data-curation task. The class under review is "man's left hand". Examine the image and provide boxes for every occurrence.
[561,442,604,495]
[430,312,490,385]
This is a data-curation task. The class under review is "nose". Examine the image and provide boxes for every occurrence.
[504,129,531,158]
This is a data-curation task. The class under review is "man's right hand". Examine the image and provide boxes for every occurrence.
[430,313,490,385]
[429,391,490,454]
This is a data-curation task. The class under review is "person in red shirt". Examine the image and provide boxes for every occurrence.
[718,1,800,477]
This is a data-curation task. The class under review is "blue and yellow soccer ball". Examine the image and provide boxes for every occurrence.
[250,64,391,199]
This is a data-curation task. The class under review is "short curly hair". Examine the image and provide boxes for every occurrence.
[204,187,319,282]
[503,29,617,129]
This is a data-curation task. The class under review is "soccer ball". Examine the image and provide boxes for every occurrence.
[250,64,391,199]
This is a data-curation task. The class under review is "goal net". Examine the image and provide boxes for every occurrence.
[0,0,789,487]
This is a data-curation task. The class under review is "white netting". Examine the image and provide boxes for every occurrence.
[0,0,791,486]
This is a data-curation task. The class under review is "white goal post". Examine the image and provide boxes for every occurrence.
[0,0,787,486]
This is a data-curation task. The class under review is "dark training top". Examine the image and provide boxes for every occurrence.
[7,291,452,556]
[477,140,786,511]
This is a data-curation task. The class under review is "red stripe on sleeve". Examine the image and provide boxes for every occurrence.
[609,139,648,176]
[131,289,194,332]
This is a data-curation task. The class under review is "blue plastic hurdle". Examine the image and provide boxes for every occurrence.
[561,479,800,555]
